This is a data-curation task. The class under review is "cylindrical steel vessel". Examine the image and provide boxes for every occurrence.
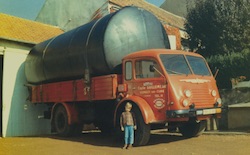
[25,6,170,84]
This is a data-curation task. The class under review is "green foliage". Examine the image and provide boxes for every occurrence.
[186,0,250,88]
[207,48,250,89]
[185,0,250,57]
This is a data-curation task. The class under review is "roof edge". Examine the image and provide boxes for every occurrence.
[0,13,63,30]
[0,36,36,45]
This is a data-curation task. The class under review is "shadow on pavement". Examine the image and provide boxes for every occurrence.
[49,129,188,148]
[148,130,188,145]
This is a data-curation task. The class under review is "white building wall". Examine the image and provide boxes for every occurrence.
[168,35,176,50]
[2,47,50,137]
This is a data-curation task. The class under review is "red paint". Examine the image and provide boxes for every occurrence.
[29,49,222,126]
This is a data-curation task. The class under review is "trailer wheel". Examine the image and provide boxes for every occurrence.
[133,106,151,146]
[179,120,206,138]
[54,105,73,136]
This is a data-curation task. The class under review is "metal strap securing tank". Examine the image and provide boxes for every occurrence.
[83,16,107,101]
[41,36,57,81]
[42,36,57,59]
[84,15,106,84]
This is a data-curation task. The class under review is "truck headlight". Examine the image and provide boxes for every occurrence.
[212,90,217,97]
[217,98,222,105]
[182,99,189,107]
[184,90,192,98]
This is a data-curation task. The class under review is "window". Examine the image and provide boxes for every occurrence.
[160,54,191,75]
[160,54,211,76]
[125,61,132,80]
[135,60,161,79]
[186,56,211,76]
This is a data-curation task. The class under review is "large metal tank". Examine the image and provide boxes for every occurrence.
[25,6,170,84]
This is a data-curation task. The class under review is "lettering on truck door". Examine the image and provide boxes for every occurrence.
[132,59,168,121]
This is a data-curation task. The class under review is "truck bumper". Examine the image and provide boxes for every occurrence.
[166,108,221,118]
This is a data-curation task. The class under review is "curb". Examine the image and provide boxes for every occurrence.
[204,131,250,135]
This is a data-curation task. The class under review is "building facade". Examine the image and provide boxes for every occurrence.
[0,13,63,137]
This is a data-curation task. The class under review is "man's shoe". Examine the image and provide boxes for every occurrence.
[126,144,133,149]
[122,144,127,149]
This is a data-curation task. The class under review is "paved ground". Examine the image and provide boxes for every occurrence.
[1,130,250,155]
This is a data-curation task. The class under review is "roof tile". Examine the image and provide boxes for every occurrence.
[0,13,64,44]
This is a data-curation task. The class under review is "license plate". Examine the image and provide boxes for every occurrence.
[203,109,216,115]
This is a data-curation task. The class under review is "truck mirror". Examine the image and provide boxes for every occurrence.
[149,65,155,72]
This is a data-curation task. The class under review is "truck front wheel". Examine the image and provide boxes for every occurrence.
[179,119,206,138]
[116,103,151,146]
[133,106,150,146]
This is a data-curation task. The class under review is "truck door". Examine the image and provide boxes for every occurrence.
[125,59,168,120]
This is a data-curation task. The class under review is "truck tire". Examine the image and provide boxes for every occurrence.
[133,106,151,146]
[179,120,206,138]
[115,103,150,146]
[54,105,74,136]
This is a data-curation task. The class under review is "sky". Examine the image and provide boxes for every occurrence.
[0,0,164,20]
[146,0,165,7]
[0,0,45,20]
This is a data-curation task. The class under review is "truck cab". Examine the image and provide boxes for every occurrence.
[115,49,221,145]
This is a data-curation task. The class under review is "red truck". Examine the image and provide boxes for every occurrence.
[25,6,221,146]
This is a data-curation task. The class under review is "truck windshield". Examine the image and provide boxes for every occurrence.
[160,54,211,76]
[186,55,211,76]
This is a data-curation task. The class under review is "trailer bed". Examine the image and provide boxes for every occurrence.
[30,74,120,103]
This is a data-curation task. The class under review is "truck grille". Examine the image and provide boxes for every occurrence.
[190,86,214,107]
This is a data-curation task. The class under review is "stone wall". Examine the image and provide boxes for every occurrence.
[218,88,250,130]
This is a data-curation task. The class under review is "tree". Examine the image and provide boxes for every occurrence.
[185,0,250,57]
[185,0,250,89]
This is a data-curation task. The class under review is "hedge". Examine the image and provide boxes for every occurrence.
[206,48,250,89]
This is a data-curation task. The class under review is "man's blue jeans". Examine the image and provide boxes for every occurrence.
[124,125,134,144]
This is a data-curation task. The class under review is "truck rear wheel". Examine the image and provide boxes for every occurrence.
[54,105,74,136]
[179,120,206,138]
